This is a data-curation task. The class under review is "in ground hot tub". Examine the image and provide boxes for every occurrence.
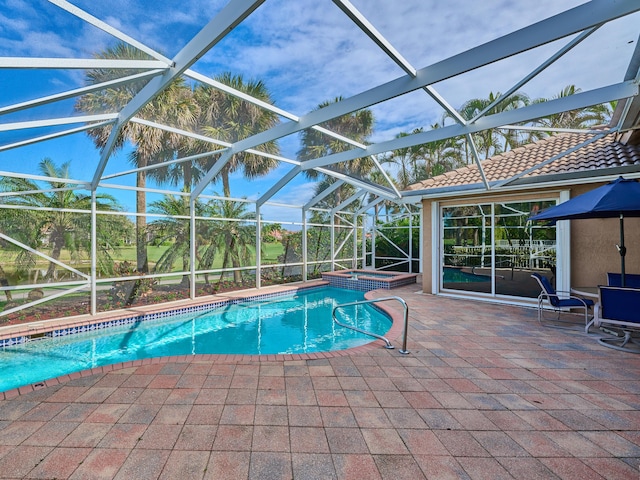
[321,269,417,291]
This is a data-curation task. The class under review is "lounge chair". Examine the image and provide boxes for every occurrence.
[531,273,594,333]
[594,285,640,353]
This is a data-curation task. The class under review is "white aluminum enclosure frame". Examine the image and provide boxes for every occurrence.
[0,0,639,317]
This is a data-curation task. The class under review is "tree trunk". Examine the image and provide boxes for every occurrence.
[181,239,190,287]
[45,234,64,281]
[136,169,149,273]
[222,170,231,198]
[228,237,243,285]
[0,265,12,301]
[218,246,232,286]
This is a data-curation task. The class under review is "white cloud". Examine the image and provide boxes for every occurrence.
[1,0,637,204]
[259,180,318,226]
[184,0,639,143]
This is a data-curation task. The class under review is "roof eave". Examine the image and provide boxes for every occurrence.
[401,166,640,201]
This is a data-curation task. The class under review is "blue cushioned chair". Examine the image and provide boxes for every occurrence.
[607,273,640,288]
[594,286,640,353]
[531,273,594,332]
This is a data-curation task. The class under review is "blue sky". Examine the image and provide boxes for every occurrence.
[1,0,639,222]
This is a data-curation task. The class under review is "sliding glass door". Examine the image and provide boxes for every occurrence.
[441,199,557,299]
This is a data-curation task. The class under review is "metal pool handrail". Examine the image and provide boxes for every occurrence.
[332,296,409,354]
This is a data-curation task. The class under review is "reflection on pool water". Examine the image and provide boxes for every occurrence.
[443,267,491,283]
[0,287,392,393]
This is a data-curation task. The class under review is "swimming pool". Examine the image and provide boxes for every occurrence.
[0,287,392,392]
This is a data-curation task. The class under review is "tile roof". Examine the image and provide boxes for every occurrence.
[406,131,640,192]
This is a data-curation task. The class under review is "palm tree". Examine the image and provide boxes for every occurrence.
[297,98,375,210]
[533,85,612,129]
[207,199,257,285]
[298,97,374,178]
[451,91,532,161]
[148,195,193,284]
[0,159,121,280]
[381,127,459,189]
[76,42,196,273]
[421,123,464,177]
[193,72,281,198]
[142,73,280,289]
[381,124,464,194]
[148,194,261,288]
[381,132,423,190]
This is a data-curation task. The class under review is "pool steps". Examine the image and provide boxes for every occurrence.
[333,296,410,354]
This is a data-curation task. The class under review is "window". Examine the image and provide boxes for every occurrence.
[441,199,556,299]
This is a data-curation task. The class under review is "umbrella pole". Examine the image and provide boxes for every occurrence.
[619,213,626,287]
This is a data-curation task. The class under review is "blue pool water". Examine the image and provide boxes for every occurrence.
[0,287,391,392]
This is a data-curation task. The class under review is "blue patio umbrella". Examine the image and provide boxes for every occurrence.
[530,177,640,287]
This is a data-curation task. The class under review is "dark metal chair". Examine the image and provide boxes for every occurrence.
[531,273,594,333]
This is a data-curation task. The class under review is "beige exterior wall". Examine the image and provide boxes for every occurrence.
[570,183,640,287]
[420,182,640,296]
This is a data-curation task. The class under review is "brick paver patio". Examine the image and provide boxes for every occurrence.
[1,285,639,479]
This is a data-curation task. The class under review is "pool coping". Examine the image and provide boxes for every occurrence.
[0,281,407,399]
[321,269,418,291]
[0,281,330,345]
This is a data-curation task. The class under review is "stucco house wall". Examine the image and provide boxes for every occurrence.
[568,182,640,287]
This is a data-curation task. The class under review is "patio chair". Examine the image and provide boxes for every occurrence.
[531,273,594,333]
[594,285,640,353]
[607,272,640,288]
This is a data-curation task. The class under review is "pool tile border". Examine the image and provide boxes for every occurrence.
[0,282,406,399]
[322,269,417,291]
[0,281,327,348]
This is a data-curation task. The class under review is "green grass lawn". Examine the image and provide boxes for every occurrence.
[0,242,285,279]
[118,242,283,266]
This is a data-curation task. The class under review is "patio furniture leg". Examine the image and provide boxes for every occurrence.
[598,329,640,353]
[585,317,595,334]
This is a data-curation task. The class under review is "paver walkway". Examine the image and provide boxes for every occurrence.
[1,285,639,479]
